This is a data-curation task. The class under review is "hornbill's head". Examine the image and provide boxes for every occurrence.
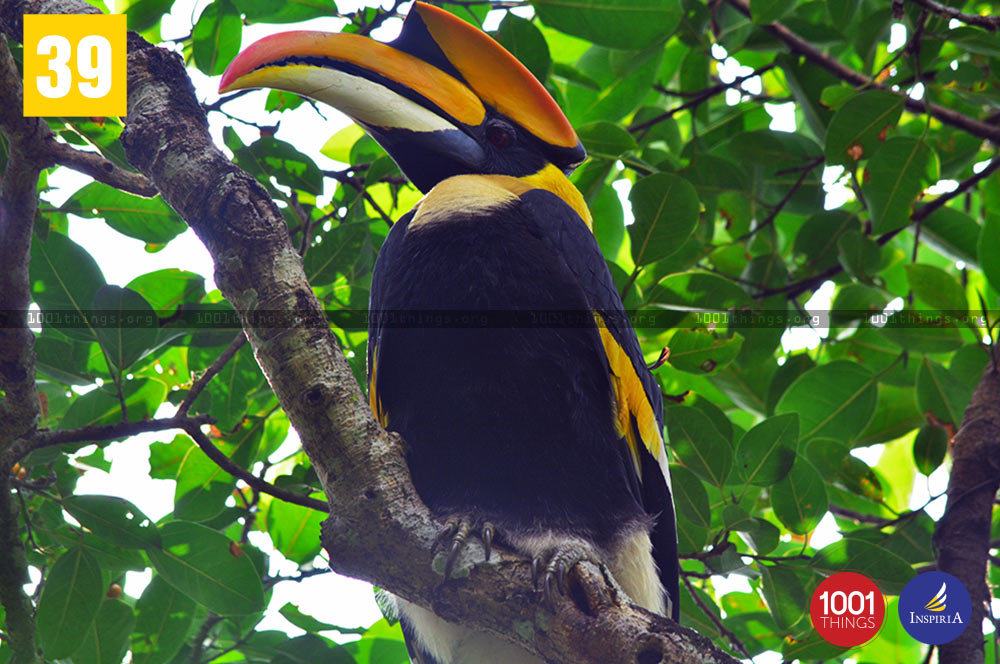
[219,3,586,195]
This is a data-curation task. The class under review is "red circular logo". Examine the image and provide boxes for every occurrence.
[810,571,886,647]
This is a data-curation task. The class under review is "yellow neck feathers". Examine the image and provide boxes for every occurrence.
[409,164,593,230]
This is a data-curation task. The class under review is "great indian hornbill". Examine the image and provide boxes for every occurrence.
[220,4,678,662]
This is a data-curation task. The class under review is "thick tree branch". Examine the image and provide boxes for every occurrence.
[46,141,159,196]
[0,36,42,453]
[726,0,1000,145]
[69,14,744,664]
[935,365,1000,664]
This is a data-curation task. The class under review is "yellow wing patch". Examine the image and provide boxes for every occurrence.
[368,345,387,427]
[594,312,662,474]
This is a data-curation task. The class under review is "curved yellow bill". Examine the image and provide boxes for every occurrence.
[219,30,486,129]
[412,2,579,150]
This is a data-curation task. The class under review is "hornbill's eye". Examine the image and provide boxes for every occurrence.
[486,121,515,148]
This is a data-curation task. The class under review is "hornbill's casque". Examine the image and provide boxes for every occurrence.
[220,4,678,662]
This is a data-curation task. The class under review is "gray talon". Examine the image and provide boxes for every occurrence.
[482,524,494,560]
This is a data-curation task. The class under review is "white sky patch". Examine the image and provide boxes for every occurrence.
[765,101,796,132]
[926,179,959,195]
[809,512,842,550]
[974,158,994,173]
[781,280,835,352]
[612,178,635,226]
[909,82,925,100]
[887,23,907,52]
[851,444,884,467]
[822,165,853,209]
[910,464,950,520]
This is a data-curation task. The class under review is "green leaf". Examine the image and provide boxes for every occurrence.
[304,222,374,287]
[233,0,336,23]
[168,434,235,523]
[123,0,173,31]
[913,424,948,476]
[147,521,266,616]
[235,137,324,196]
[905,264,967,312]
[532,0,682,50]
[775,361,878,444]
[666,406,732,486]
[646,271,752,311]
[735,414,798,486]
[771,457,827,534]
[30,230,107,342]
[737,518,780,555]
[73,599,135,664]
[881,311,965,354]
[628,173,699,266]
[980,212,1000,293]
[93,285,159,370]
[667,329,743,375]
[494,14,551,82]
[273,634,355,664]
[750,0,797,23]
[62,182,186,245]
[836,229,881,280]
[127,269,205,316]
[187,344,267,431]
[61,378,168,429]
[824,90,904,165]
[759,564,808,632]
[35,548,104,659]
[279,603,361,634]
[62,495,160,549]
[320,124,365,163]
[865,137,939,233]
[669,464,711,528]
[916,357,972,428]
[132,575,197,664]
[922,206,981,267]
[262,494,325,564]
[192,0,242,76]
[811,538,915,594]
[576,121,638,160]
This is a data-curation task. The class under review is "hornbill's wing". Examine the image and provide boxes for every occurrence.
[519,188,679,620]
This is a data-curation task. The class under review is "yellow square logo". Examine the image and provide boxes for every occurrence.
[23,14,126,117]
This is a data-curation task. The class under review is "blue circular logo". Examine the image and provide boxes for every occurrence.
[898,572,971,645]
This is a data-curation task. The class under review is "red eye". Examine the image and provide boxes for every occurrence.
[486,124,513,148]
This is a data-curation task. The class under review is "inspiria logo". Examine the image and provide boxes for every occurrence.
[898,572,971,644]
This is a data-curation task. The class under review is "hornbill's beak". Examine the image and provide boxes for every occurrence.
[219,2,586,193]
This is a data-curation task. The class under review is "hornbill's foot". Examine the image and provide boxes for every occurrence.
[531,542,598,613]
[437,517,496,579]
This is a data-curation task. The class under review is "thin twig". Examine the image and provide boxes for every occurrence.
[682,576,751,659]
[180,423,329,513]
[735,156,823,242]
[906,0,1000,31]
[630,64,776,134]
[178,333,247,417]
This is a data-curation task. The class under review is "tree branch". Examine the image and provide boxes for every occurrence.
[753,157,999,299]
[179,423,328,513]
[725,0,1000,145]
[105,17,739,664]
[0,36,42,453]
[1,414,216,467]
[936,365,1000,664]
[46,141,159,197]
[906,0,1000,32]
[177,332,247,417]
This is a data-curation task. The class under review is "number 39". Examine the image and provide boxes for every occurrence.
[36,34,113,99]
